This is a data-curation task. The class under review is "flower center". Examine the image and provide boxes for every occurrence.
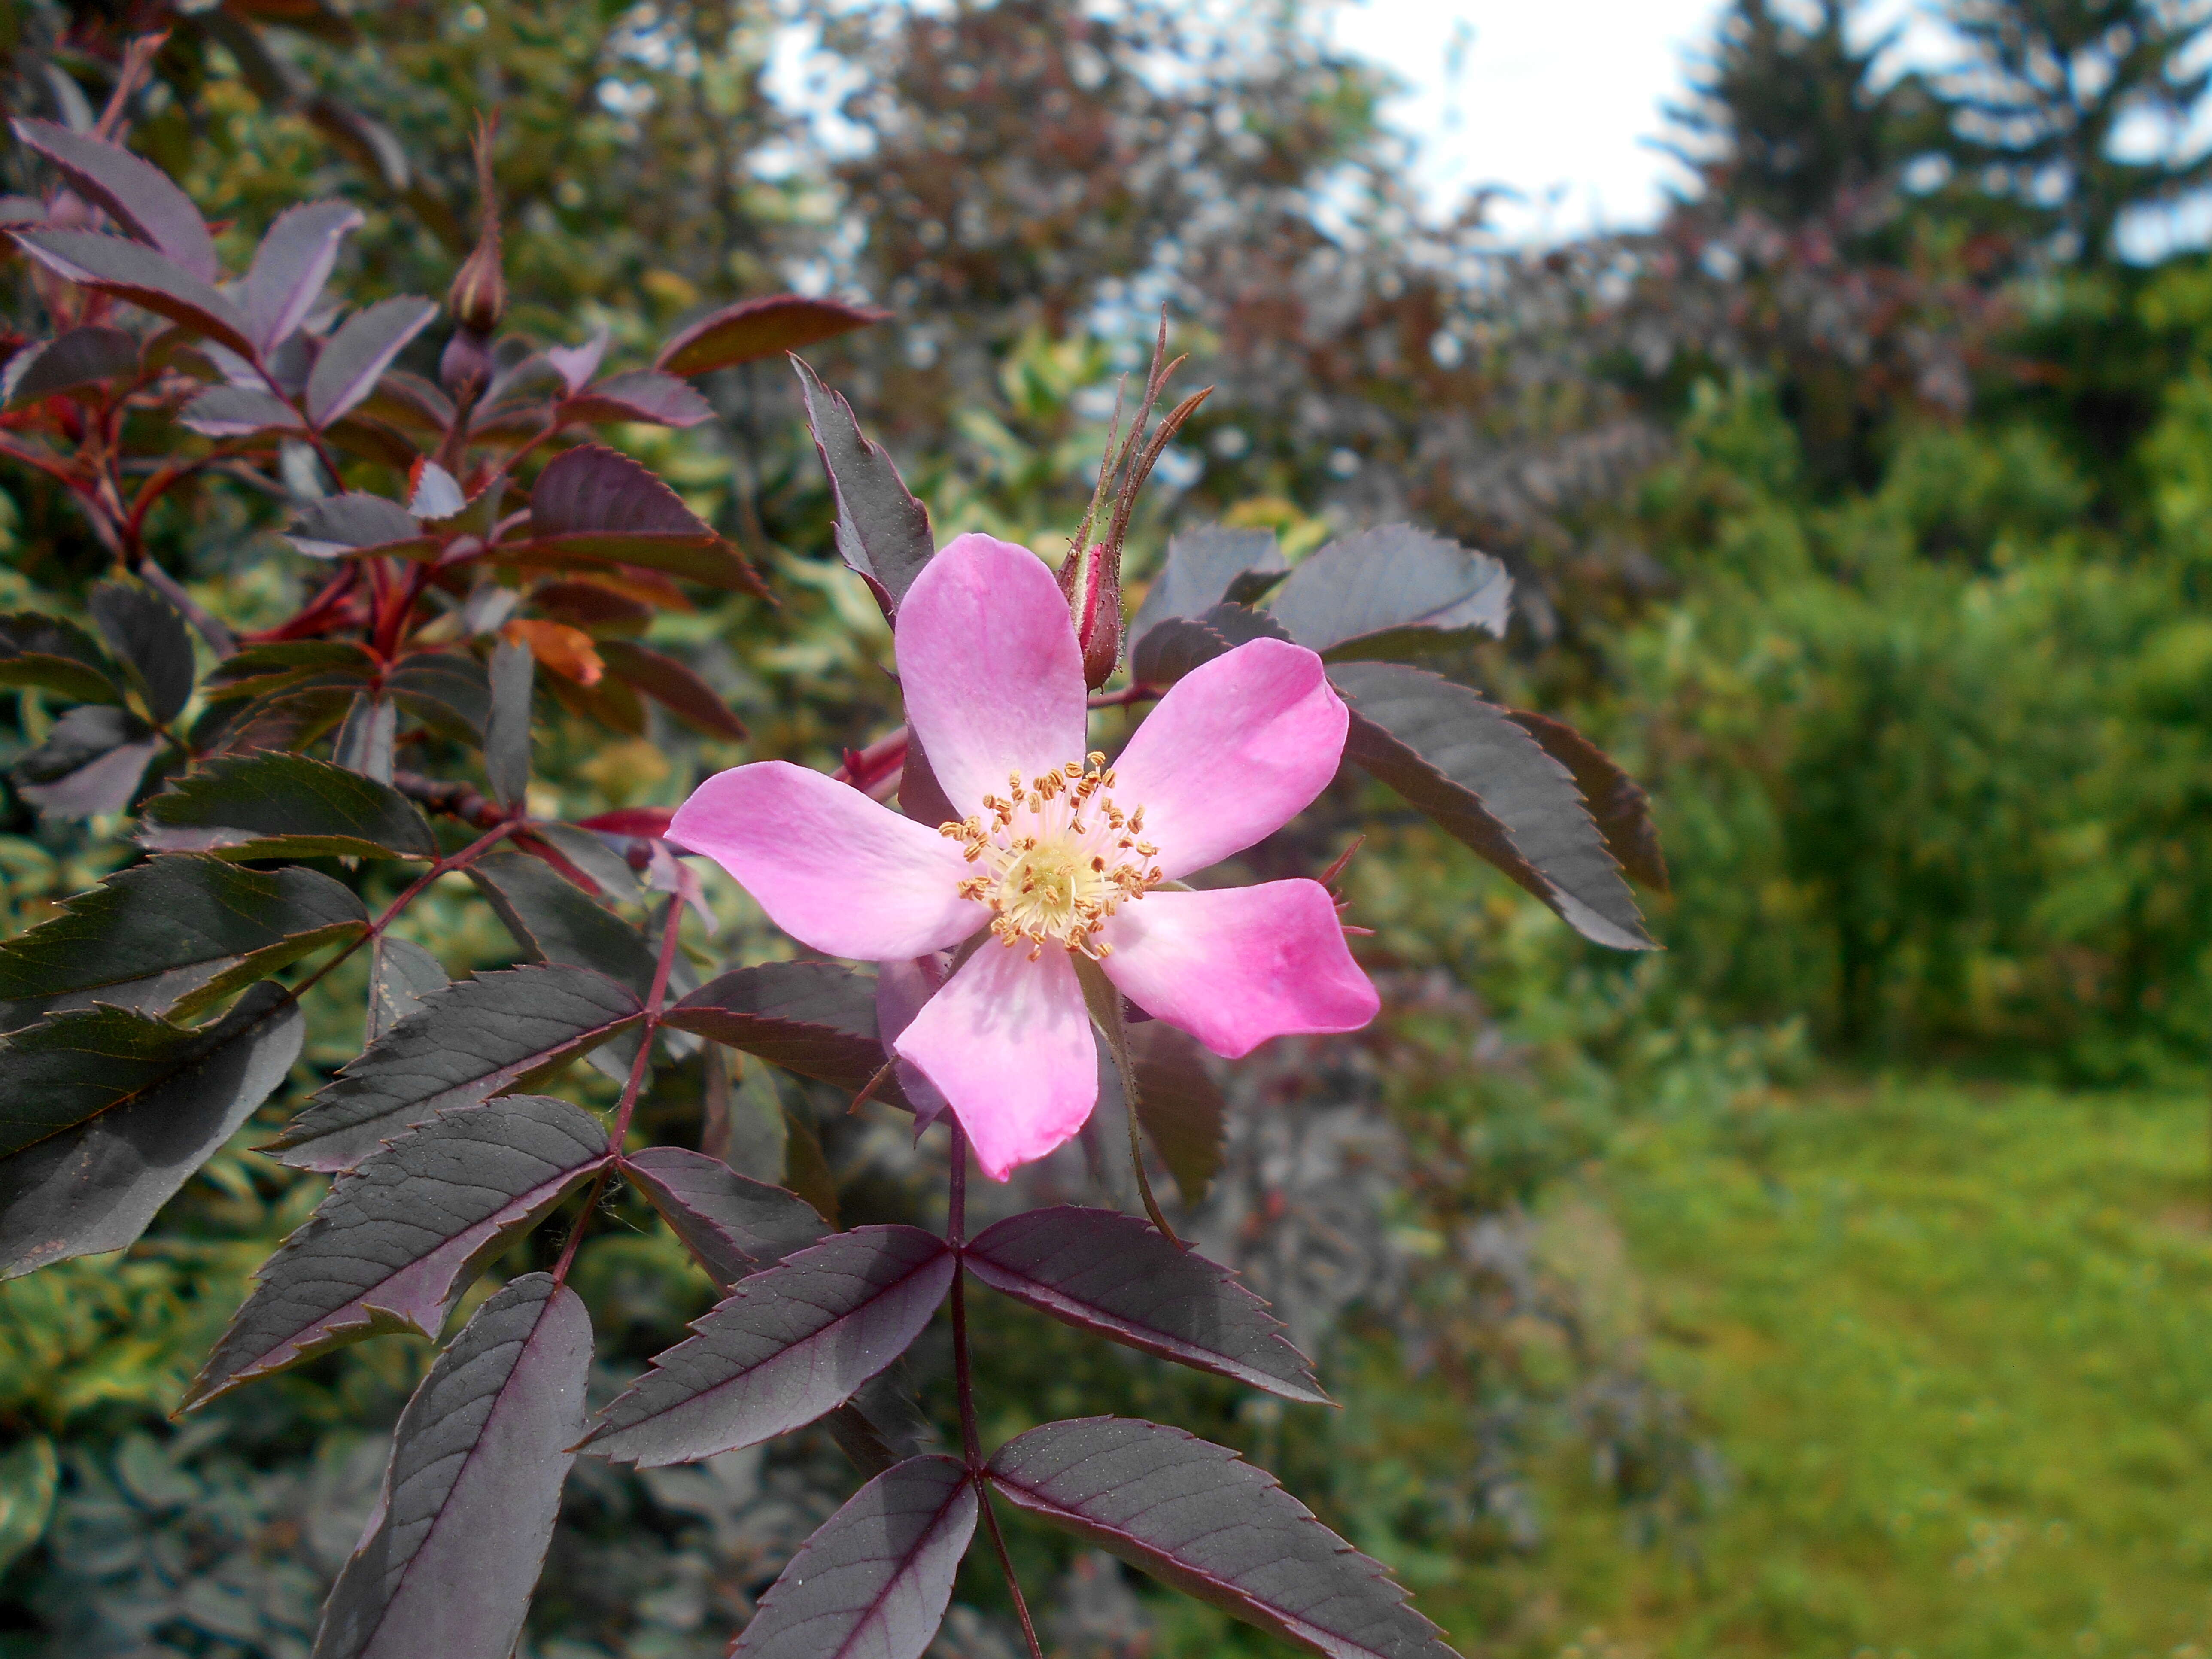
[940,752,1161,960]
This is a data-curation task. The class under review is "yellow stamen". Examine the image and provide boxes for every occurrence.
[942,752,1161,958]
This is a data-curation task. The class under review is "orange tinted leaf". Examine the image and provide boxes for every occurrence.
[501,619,604,686]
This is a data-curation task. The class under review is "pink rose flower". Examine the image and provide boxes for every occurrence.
[671,533,1379,1179]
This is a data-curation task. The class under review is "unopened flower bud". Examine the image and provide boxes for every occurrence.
[1058,537,1123,690]
[439,327,492,402]
[445,230,506,338]
[443,114,506,342]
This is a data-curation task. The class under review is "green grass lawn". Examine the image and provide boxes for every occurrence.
[1484,1075,2212,1658]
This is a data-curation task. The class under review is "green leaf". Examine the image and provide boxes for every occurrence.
[0,1436,57,1574]
[0,854,365,1026]
[1332,661,1655,951]
[0,983,304,1278]
[138,752,438,860]
[269,963,644,1172]
[185,1094,611,1407]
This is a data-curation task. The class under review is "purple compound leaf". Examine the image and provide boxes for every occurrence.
[657,293,886,377]
[11,229,255,356]
[0,854,365,1028]
[244,200,364,352]
[515,444,764,595]
[966,1207,1326,1404]
[286,493,434,562]
[306,296,437,428]
[1125,1020,1227,1206]
[3,325,139,406]
[621,1145,827,1288]
[11,119,219,281]
[595,639,748,740]
[88,577,195,723]
[186,1094,611,1407]
[562,368,714,428]
[791,357,934,616]
[583,1225,953,1468]
[0,611,123,706]
[1333,661,1655,951]
[179,383,304,436]
[465,851,661,995]
[13,705,161,817]
[137,751,438,861]
[1128,526,1286,649]
[1502,708,1669,895]
[365,936,447,1045]
[987,1417,1461,1659]
[0,984,302,1279]
[267,963,644,1172]
[661,961,899,1097]
[731,1453,976,1659]
[1268,525,1511,659]
[310,1273,591,1659]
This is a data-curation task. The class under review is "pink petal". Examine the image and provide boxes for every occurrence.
[1109,639,1346,879]
[670,762,982,960]
[1100,881,1378,1058]
[896,533,1088,818]
[894,941,1097,1181]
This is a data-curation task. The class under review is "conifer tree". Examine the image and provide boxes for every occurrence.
[1945,0,2212,263]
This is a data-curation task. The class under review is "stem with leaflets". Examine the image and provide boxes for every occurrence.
[946,1118,1045,1659]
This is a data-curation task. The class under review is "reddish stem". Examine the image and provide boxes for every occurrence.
[1086,684,1158,709]
[274,817,524,1018]
[371,559,434,659]
[556,895,687,1287]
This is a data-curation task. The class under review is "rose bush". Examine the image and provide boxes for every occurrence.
[0,87,1664,1659]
